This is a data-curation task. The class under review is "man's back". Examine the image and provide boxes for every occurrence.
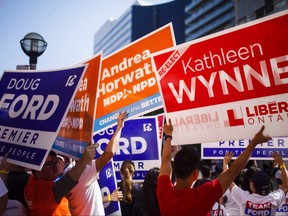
[157,175,222,216]
[66,161,104,216]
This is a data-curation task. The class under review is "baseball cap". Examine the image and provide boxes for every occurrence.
[252,171,270,196]
[275,170,283,185]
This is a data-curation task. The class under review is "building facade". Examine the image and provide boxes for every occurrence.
[94,0,288,56]
[185,0,288,42]
[185,0,235,42]
[235,0,288,25]
[93,0,189,57]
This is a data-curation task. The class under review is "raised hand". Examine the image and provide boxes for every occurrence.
[111,187,123,201]
[223,151,234,171]
[164,118,173,136]
[250,126,272,146]
[117,111,128,128]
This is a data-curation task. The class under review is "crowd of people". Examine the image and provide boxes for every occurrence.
[0,114,287,216]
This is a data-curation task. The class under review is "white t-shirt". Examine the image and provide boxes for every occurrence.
[0,177,8,198]
[231,185,285,216]
[3,200,28,216]
[65,160,104,216]
[223,189,240,215]
[210,202,229,216]
[275,194,288,216]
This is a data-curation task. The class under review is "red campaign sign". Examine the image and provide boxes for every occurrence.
[152,11,288,145]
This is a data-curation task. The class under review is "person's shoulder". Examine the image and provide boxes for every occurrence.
[133,182,141,188]
[132,182,142,193]
[4,200,28,216]
[269,188,285,197]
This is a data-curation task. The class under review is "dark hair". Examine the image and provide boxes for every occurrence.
[120,160,135,203]
[173,147,200,179]
[251,171,271,196]
[200,165,211,179]
[193,178,210,188]
[240,167,260,193]
[142,167,160,216]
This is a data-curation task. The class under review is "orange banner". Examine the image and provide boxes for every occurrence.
[54,53,101,158]
[94,24,175,133]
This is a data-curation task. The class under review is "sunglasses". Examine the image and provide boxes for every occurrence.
[43,161,60,169]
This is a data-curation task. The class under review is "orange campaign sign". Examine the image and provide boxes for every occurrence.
[152,11,288,145]
[53,53,101,158]
[94,24,175,133]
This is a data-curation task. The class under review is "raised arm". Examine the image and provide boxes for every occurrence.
[217,126,272,193]
[53,144,96,202]
[96,111,128,172]
[159,118,173,178]
[272,152,288,194]
[222,151,237,190]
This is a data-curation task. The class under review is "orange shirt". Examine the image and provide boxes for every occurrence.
[24,175,71,216]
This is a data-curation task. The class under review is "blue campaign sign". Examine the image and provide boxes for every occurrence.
[201,137,288,160]
[98,160,121,215]
[93,116,161,181]
[0,66,87,170]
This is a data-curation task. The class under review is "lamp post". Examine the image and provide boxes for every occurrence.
[20,32,47,70]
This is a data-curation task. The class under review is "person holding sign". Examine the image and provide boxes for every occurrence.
[66,111,128,216]
[157,119,272,216]
[24,145,96,216]
[224,151,288,216]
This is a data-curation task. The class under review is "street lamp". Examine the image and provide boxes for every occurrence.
[20,32,47,70]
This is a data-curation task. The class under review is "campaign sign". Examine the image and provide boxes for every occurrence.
[157,114,165,140]
[53,53,101,159]
[98,160,121,215]
[0,66,87,170]
[152,11,288,145]
[94,24,175,134]
[93,116,161,181]
[276,197,288,214]
[201,137,288,160]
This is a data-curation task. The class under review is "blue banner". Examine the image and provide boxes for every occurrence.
[93,116,161,181]
[0,66,86,170]
[201,137,288,160]
[98,160,121,215]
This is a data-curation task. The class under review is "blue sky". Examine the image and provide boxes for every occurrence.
[0,0,171,77]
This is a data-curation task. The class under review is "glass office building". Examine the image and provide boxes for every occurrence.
[235,0,288,25]
[185,0,235,42]
[93,0,189,57]
[94,0,287,56]
[185,0,288,42]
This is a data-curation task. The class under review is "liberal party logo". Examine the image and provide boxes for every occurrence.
[225,100,288,127]
[226,108,244,127]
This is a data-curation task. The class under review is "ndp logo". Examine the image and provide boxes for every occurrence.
[143,123,152,132]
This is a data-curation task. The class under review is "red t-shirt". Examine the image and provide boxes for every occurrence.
[24,175,71,216]
[157,175,222,216]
